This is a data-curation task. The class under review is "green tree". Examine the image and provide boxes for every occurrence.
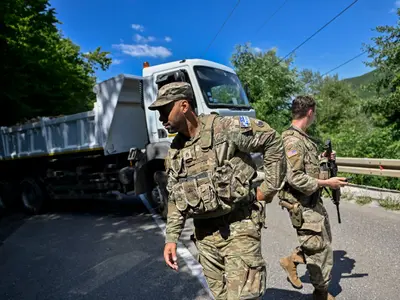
[230,43,300,132]
[363,8,400,133]
[0,0,112,126]
[299,69,400,189]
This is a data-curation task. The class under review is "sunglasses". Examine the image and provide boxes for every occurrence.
[158,101,178,118]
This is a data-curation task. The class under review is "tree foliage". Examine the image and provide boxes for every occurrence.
[0,0,112,126]
[363,8,400,134]
[230,43,300,132]
[231,11,400,189]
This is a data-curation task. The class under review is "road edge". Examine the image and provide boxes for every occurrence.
[138,194,213,299]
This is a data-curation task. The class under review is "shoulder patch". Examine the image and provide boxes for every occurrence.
[250,118,272,132]
[287,149,298,158]
[256,120,264,127]
[239,116,250,128]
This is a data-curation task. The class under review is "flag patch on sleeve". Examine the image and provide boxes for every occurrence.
[239,116,250,128]
[287,149,298,158]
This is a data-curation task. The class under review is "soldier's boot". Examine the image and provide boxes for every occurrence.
[279,255,303,289]
[312,288,335,300]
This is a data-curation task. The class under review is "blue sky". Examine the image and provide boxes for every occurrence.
[50,0,399,82]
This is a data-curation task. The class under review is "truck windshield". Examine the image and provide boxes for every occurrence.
[194,66,251,109]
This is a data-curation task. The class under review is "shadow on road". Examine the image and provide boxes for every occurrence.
[0,197,210,300]
[0,211,26,245]
[300,250,369,297]
[0,197,148,246]
[263,288,311,299]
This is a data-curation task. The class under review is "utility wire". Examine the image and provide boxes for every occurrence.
[323,35,395,77]
[272,0,359,69]
[204,0,241,56]
[321,50,368,77]
[302,49,369,87]
[256,0,290,33]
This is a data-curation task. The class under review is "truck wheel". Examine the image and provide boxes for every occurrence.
[0,195,5,211]
[0,181,17,211]
[0,182,5,211]
[152,171,169,220]
[150,185,168,220]
[20,178,45,214]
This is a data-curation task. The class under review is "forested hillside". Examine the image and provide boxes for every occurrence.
[343,69,376,87]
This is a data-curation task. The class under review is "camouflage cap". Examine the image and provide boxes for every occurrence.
[148,82,193,110]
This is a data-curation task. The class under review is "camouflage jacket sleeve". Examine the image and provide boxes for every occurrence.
[218,116,286,202]
[164,147,187,244]
[283,136,319,196]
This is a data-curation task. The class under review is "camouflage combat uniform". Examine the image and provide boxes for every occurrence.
[165,113,286,300]
[278,125,333,295]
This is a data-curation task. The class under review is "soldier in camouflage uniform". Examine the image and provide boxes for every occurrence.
[277,95,348,300]
[148,81,286,300]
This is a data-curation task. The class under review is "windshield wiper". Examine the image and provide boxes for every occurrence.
[208,103,252,110]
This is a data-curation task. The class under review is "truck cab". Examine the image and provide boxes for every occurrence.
[141,59,255,144]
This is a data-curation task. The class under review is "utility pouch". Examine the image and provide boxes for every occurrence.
[289,203,303,229]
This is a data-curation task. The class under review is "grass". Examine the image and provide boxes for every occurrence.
[341,191,354,201]
[321,187,400,211]
[355,196,373,206]
[379,196,400,211]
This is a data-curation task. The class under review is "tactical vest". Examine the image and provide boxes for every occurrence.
[278,127,323,206]
[168,114,257,219]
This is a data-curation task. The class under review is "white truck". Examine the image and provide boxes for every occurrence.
[0,59,256,217]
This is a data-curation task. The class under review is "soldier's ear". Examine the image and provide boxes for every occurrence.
[181,100,191,113]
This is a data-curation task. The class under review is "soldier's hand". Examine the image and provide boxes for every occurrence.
[326,177,348,189]
[256,187,265,201]
[164,242,178,271]
[321,150,336,161]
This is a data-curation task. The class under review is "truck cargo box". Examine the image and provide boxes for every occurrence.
[0,74,148,160]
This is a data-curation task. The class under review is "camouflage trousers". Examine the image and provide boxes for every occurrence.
[193,202,267,300]
[289,200,333,290]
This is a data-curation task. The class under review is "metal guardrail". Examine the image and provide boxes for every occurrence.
[336,157,400,178]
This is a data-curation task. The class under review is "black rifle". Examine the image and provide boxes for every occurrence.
[323,139,342,224]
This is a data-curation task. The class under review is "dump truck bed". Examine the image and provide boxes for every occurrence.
[0,74,148,160]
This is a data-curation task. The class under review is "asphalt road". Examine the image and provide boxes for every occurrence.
[260,198,400,300]
[1,196,399,300]
[0,199,210,300]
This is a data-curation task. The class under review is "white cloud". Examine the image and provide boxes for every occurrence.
[134,34,156,43]
[390,1,400,13]
[165,36,172,42]
[112,59,122,65]
[253,46,278,53]
[132,24,144,32]
[113,44,172,58]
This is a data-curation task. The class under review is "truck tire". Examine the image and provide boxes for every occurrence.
[20,178,46,214]
[0,182,6,211]
[0,195,5,212]
[150,185,168,220]
[0,181,18,211]
[152,171,169,220]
